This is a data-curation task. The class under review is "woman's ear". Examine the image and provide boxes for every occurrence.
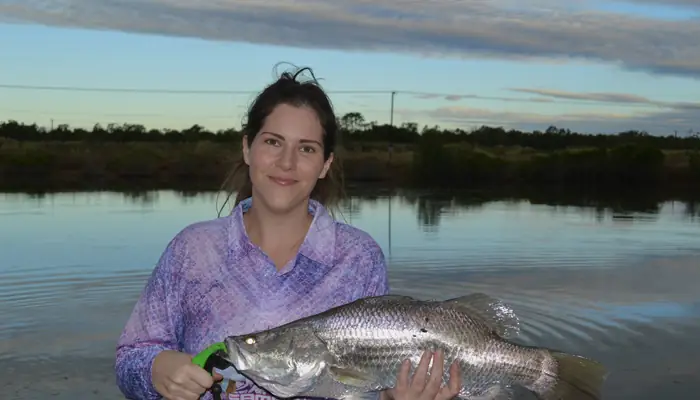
[319,152,334,179]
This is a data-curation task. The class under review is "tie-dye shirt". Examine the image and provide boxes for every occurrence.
[115,197,390,400]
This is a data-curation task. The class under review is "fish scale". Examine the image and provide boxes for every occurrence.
[224,294,608,400]
[312,297,543,397]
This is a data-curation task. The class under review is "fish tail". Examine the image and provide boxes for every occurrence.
[535,351,608,400]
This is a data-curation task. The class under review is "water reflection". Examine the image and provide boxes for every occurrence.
[6,186,698,225]
[0,188,699,399]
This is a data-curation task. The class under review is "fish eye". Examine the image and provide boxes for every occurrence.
[244,337,256,345]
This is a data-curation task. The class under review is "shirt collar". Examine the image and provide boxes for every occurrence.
[228,197,336,267]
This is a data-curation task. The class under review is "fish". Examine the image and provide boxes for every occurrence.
[222,293,608,400]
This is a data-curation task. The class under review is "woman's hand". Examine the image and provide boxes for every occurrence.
[152,350,223,400]
[384,349,462,400]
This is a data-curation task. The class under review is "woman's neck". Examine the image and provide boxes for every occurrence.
[243,199,313,255]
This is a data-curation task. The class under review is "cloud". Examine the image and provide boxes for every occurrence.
[508,88,700,111]
[1,0,700,78]
[625,0,700,7]
[407,87,700,111]
[508,88,653,105]
[407,92,555,104]
[401,103,700,134]
[395,87,700,133]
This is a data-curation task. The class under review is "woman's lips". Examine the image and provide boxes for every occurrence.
[269,176,298,186]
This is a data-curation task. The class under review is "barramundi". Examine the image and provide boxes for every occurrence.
[223,294,607,400]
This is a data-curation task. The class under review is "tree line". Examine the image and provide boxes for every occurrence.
[1,111,699,151]
[2,112,700,191]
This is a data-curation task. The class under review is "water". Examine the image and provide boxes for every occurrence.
[0,189,699,399]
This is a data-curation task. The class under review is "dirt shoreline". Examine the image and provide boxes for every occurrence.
[1,356,122,400]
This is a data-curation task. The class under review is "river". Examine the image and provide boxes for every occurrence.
[0,189,698,399]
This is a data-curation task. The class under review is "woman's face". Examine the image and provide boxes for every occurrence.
[243,103,333,214]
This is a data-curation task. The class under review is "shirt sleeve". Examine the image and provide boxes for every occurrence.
[115,233,188,400]
[362,240,390,297]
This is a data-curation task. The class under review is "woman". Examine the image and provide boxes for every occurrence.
[115,66,461,400]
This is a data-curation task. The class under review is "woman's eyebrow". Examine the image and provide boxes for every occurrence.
[261,131,323,147]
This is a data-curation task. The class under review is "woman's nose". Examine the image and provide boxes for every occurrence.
[276,145,296,170]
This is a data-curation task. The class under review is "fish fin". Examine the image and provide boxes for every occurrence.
[535,351,608,400]
[442,293,521,338]
[466,385,514,399]
[339,390,382,400]
[364,295,417,303]
[328,366,375,388]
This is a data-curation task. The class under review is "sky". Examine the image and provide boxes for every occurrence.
[0,0,699,135]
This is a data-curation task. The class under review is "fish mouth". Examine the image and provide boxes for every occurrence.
[224,338,280,383]
[223,337,297,387]
[224,337,255,372]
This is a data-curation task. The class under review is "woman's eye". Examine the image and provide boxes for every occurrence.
[264,138,279,146]
[301,146,315,153]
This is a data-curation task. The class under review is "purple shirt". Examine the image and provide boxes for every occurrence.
[115,197,390,400]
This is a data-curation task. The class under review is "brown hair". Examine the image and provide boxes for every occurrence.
[217,65,344,217]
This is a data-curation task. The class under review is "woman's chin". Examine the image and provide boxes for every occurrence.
[255,186,310,214]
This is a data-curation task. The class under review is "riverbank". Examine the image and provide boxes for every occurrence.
[1,139,698,192]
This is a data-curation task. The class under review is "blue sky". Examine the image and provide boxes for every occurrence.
[1,0,699,135]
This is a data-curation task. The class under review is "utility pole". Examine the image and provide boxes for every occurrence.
[390,91,396,126]
[388,91,396,162]
[387,91,396,259]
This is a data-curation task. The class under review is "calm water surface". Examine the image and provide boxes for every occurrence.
[0,190,698,399]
